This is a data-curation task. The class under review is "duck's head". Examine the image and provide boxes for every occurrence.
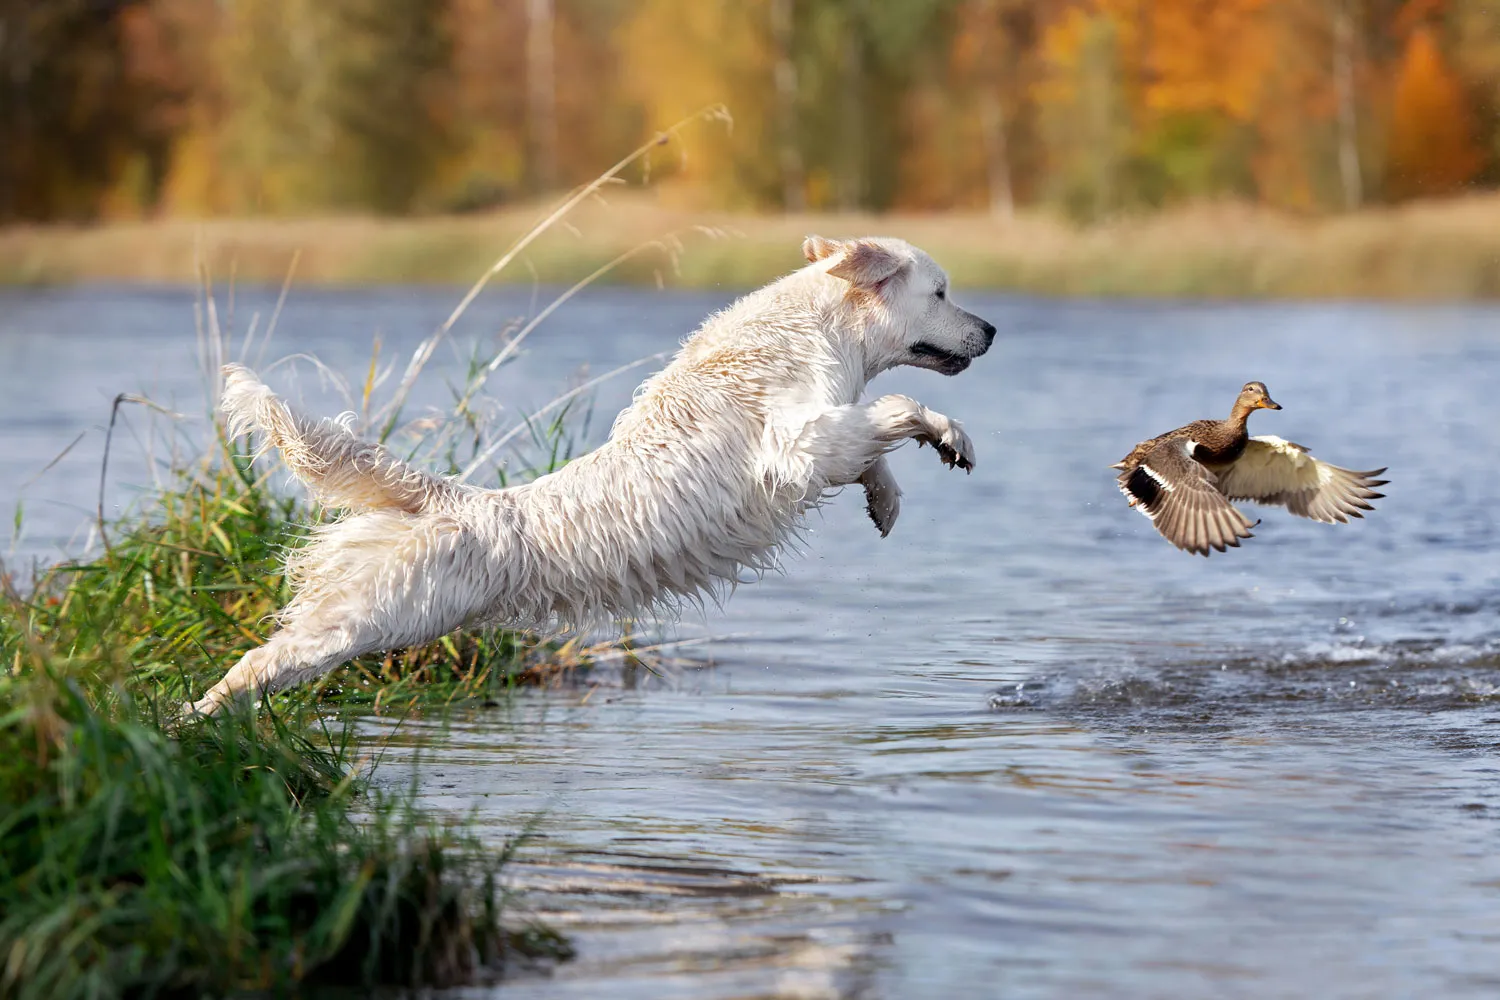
[1238,381,1281,411]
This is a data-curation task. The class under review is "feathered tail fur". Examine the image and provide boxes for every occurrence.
[220,363,459,514]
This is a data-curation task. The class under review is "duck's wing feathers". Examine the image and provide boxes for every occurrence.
[1213,435,1387,523]
[1117,437,1257,556]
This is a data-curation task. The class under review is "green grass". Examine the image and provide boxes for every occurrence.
[0,447,589,997]
[0,339,621,995]
[0,144,735,995]
[0,668,569,997]
[9,454,598,714]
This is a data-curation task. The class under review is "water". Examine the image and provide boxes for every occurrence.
[3,284,1499,998]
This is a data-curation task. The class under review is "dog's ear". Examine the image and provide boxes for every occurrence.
[802,235,841,263]
[826,239,906,289]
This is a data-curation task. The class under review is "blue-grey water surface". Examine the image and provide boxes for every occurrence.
[3,282,1499,999]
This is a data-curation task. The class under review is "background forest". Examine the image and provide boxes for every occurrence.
[5,0,1497,226]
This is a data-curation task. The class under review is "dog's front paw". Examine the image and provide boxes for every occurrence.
[918,415,976,473]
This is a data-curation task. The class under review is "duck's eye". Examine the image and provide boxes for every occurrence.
[935,287,947,300]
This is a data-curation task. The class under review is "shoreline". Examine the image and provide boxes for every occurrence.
[4,193,1500,300]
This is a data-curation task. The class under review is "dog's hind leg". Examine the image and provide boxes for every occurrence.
[858,457,902,537]
[187,584,483,716]
[186,622,383,716]
[187,513,497,717]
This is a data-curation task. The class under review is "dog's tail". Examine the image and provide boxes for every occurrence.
[220,363,459,514]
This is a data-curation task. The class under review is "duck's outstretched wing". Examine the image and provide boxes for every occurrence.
[1117,438,1257,556]
[1214,435,1387,523]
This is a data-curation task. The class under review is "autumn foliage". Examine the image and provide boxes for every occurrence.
[2,0,1497,224]
[1388,26,1484,198]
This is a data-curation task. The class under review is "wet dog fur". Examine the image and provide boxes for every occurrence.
[189,236,995,714]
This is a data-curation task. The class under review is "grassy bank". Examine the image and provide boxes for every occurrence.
[6,192,1500,299]
[0,452,579,997]
[0,668,568,998]
[0,385,606,997]
[0,203,657,992]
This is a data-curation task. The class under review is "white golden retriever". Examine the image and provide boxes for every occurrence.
[190,236,995,714]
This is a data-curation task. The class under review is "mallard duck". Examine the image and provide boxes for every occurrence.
[1112,381,1388,556]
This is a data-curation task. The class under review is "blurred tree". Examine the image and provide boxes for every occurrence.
[318,0,456,212]
[1332,0,1363,208]
[1387,25,1482,197]
[769,0,805,211]
[1249,2,1334,211]
[971,0,1021,219]
[112,0,194,214]
[213,0,454,214]
[444,0,528,208]
[550,0,639,191]
[216,0,331,212]
[1036,4,1136,220]
[0,0,142,221]
[1138,0,1267,202]
[526,0,557,193]
[1447,0,1500,184]
[622,0,944,211]
[895,0,1038,216]
[11,0,1500,223]
[621,0,777,208]
[128,0,230,217]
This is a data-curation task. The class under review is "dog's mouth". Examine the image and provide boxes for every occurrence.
[909,341,973,375]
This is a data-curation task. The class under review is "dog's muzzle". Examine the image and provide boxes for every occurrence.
[911,316,996,375]
[910,341,974,375]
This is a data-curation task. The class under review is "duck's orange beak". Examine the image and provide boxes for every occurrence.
[1257,396,1281,410]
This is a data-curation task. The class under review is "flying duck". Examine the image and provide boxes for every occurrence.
[1112,381,1388,556]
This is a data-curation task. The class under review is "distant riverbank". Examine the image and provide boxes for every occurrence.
[5,193,1499,300]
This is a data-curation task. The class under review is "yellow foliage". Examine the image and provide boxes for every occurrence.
[15,0,1500,221]
[619,0,777,209]
[1145,0,1272,120]
[1036,6,1134,111]
[160,129,230,217]
[1040,0,1270,126]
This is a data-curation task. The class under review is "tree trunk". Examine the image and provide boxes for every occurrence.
[978,88,1013,220]
[977,0,1013,220]
[769,0,804,212]
[1333,0,1362,210]
[838,5,865,212]
[525,0,557,193]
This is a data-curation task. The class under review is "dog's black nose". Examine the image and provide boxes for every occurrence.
[980,320,996,345]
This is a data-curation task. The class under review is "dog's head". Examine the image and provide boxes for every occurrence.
[803,235,995,376]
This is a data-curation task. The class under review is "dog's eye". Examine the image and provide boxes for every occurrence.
[935,287,947,300]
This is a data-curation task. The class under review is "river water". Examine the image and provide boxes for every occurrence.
[3,283,1498,998]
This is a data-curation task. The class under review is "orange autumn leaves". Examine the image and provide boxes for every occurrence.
[5,0,1498,223]
[1389,27,1483,197]
[620,0,1494,216]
